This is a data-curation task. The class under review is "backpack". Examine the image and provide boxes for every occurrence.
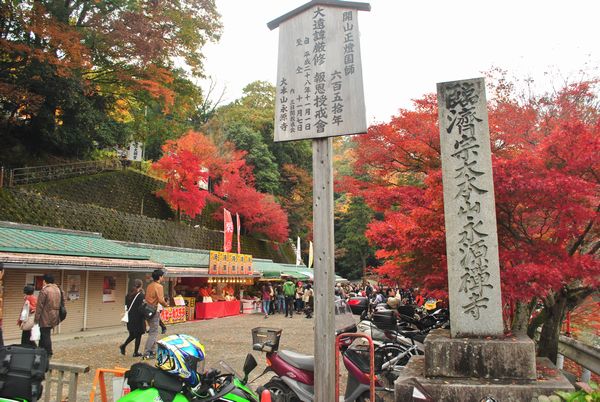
[0,345,49,402]
[283,281,295,297]
[126,362,183,402]
[59,288,67,322]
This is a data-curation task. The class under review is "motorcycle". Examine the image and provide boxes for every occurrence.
[117,353,271,402]
[252,327,396,402]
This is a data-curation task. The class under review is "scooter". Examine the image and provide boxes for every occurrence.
[252,328,393,402]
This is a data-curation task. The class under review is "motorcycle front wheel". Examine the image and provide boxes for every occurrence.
[264,377,299,402]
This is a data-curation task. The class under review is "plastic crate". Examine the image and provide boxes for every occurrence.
[251,327,282,352]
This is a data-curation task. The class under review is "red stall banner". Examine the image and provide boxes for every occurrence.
[224,209,233,252]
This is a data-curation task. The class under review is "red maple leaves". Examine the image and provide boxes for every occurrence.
[152,131,289,242]
[341,80,600,304]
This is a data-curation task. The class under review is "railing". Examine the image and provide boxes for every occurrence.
[3,160,121,187]
[45,362,90,402]
[557,335,600,383]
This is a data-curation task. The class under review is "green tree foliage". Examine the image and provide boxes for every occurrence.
[223,121,280,194]
[0,0,222,164]
[204,80,313,238]
[335,195,378,280]
[206,81,312,178]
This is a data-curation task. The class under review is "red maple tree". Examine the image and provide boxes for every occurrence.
[151,131,289,242]
[340,78,599,360]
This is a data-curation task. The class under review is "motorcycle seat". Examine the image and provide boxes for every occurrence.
[279,349,315,371]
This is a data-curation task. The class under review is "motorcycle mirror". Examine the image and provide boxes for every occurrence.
[243,353,258,377]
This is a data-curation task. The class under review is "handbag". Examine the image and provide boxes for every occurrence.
[122,292,141,324]
[21,315,35,331]
[20,301,35,331]
[139,300,157,320]
[30,324,41,342]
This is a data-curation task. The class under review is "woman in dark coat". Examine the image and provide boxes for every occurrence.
[119,279,145,357]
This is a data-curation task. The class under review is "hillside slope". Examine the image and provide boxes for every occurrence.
[0,169,296,263]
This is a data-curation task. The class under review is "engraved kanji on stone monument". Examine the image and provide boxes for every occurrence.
[437,78,504,337]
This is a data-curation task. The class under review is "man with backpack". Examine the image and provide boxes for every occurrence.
[282,277,296,318]
[34,274,63,358]
[143,269,169,360]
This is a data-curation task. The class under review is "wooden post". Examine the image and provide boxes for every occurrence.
[0,166,3,188]
[9,169,13,187]
[312,137,336,402]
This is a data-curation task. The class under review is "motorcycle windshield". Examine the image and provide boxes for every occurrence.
[335,299,357,335]
[218,360,241,380]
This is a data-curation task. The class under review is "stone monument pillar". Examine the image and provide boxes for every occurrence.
[394,78,574,401]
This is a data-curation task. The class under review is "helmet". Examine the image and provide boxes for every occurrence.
[156,334,206,386]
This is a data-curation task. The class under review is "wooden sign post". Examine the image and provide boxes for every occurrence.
[268,1,370,400]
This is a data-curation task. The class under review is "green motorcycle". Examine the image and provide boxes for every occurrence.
[117,353,268,402]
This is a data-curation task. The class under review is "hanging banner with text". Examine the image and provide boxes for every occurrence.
[209,251,254,276]
[273,5,367,142]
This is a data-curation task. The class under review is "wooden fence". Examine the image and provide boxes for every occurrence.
[45,361,90,402]
[557,335,600,383]
[2,160,121,187]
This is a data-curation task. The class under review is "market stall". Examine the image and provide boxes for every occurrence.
[195,299,240,319]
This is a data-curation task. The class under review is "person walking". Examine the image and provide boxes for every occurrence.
[282,277,296,318]
[261,283,272,319]
[120,279,145,357]
[34,274,63,358]
[303,284,314,319]
[294,285,304,313]
[275,284,285,314]
[17,285,37,347]
[143,270,168,360]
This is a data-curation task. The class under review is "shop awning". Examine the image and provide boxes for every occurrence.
[164,267,209,277]
[253,258,287,280]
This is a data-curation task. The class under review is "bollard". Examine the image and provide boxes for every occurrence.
[260,389,272,402]
[556,353,564,370]
[581,368,591,383]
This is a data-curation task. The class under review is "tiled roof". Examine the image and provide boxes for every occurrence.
[115,242,210,268]
[0,252,162,271]
[0,222,150,260]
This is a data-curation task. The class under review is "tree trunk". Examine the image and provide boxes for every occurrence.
[512,299,536,335]
[537,292,567,364]
[536,285,596,363]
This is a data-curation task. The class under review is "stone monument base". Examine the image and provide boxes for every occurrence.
[395,356,574,401]
[394,356,575,402]
[424,329,537,379]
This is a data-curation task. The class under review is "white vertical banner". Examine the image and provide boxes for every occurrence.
[296,236,302,266]
[308,241,314,269]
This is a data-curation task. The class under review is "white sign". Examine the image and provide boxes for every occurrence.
[127,141,143,161]
[198,167,209,190]
[274,5,367,142]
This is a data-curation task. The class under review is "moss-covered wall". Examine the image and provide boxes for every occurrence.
[22,170,174,220]
[0,188,295,263]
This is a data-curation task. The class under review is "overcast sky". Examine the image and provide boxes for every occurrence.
[200,0,599,124]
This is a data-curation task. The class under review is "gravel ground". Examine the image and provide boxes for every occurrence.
[48,311,320,401]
